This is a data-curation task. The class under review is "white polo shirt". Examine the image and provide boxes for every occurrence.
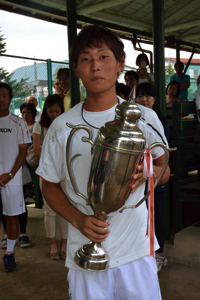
[36,97,168,271]
[0,112,31,215]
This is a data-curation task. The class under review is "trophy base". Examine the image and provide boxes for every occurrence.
[74,241,109,271]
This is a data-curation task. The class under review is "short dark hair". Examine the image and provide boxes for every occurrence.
[136,82,157,98]
[174,61,184,69]
[124,70,139,82]
[0,82,13,99]
[116,83,131,98]
[40,94,64,128]
[136,53,149,66]
[20,102,37,120]
[166,80,181,97]
[57,68,69,78]
[70,25,125,67]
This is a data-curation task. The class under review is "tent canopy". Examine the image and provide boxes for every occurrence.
[0,0,200,53]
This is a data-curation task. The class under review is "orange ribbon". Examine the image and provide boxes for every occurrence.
[144,148,155,258]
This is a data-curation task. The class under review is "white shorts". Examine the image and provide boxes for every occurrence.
[68,255,162,300]
[0,185,25,216]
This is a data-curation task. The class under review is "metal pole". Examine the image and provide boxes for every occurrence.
[184,47,195,74]
[12,98,15,114]
[152,0,170,238]
[152,0,166,116]
[47,59,52,94]
[39,95,42,110]
[176,41,180,62]
[66,0,80,107]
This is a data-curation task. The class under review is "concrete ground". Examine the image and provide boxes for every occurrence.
[159,263,200,300]
[0,206,200,300]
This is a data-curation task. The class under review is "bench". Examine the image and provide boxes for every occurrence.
[166,101,200,233]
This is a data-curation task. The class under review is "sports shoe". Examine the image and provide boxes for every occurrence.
[155,252,168,272]
[19,236,31,248]
[3,253,17,272]
[0,237,7,249]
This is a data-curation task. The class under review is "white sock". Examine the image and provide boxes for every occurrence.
[4,234,7,238]
[6,238,17,253]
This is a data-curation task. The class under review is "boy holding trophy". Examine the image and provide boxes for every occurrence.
[36,25,170,299]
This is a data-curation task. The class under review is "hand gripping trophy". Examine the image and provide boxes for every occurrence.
[66,89,175,271]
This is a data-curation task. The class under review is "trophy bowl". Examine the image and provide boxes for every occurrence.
[66,100,174,271]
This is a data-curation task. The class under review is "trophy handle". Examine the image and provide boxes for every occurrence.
[66,123,94,205]
[119,143,176,213]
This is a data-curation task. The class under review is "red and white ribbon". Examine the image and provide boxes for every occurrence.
[143,148,155,258]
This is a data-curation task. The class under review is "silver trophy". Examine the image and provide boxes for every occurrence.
[66,92,175,271]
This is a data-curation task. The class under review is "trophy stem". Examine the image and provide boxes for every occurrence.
[74,240,109,271]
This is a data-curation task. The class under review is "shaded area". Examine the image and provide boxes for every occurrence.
[159,263,200,300]
[0,234,68,300]
[0,231,200,300]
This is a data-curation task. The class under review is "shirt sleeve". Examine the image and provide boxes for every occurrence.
[158,114,169,141]
[138,107,168,160]
[33,122,42,135]
[36,123,67,183]
[18,119,32,145]
[186,74,190,84]
[145,127,167,160]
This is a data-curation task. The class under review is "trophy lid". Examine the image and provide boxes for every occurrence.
[97,87,146,154]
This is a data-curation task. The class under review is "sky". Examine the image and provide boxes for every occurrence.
[0,9,200,73]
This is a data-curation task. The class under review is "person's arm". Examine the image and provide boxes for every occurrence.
[144,71,154,84]
[0,144,28,187]
[180,80,190,89]
[42,180,109,243]
[32,132,41,160]
[138,68,154,84]
[153,155,170,183]
[130,155,170,194]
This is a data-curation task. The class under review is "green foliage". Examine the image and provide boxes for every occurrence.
[14,78,30,98]
[165,63,175,76]
[0,28,6,54]
[53,63,68,79]
[165,64,176,87]
[188,87,196,101]
[0,67,16,86]
[0,28,29,99]
[0,66,30,98]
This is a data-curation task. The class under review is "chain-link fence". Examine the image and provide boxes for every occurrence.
[0,54,71,115]
[0,53,198,117]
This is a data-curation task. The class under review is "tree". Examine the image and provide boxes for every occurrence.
[165,63,175,76]
[0,67,16,87]
[165,63,175,86]
[53,63,68,79]
[0,28,6,54]
[188,87,196,101]
[0,28,29,100]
